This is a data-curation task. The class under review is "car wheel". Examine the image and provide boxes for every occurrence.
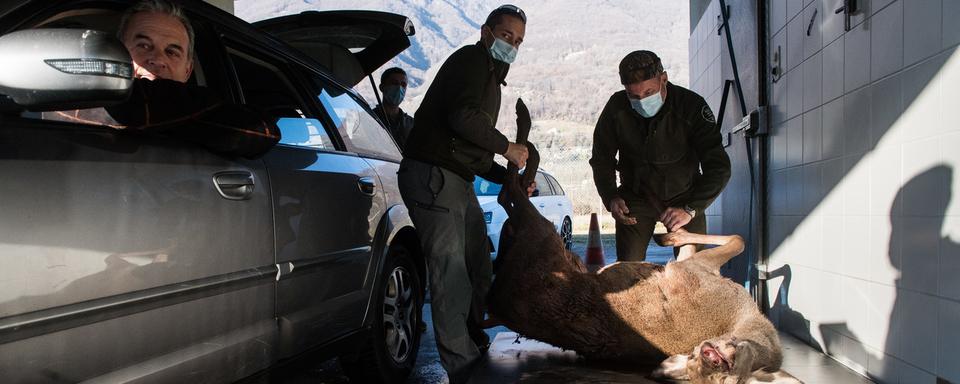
[341,244,423,383]
[561,217,573,250]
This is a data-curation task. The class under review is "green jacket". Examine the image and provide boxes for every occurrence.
[589,82,731,217]
[404,42,510,182]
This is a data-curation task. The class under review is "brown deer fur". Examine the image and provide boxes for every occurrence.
[488,156,799,384]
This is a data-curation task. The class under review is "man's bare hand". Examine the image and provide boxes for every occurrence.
[660,207,692,232]
[609,197,637,225]
[503,142,529,168]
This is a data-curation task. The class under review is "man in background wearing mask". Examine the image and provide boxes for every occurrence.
[590,50,730,262]
[374,67,414,150]
[399,4,529,383]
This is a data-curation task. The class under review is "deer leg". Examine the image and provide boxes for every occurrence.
[498,143,543,225]
[660,230,745,272]
[519,142,539,188]
[676,244,697,261]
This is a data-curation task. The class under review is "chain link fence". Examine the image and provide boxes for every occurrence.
[519,120,619,234]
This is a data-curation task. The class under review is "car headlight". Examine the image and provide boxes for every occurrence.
[483,211,493,224]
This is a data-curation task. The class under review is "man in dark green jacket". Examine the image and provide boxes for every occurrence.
[399,4,529,383]
[590,50,731,262]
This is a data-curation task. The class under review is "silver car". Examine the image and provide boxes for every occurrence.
[0,2,425,383]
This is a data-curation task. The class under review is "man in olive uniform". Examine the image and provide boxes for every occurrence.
[398,5,529,383]
[373,67,415,150]
[590,50,731,262]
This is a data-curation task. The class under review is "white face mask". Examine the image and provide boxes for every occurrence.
[489,37,518,64]
[630,83,664,118]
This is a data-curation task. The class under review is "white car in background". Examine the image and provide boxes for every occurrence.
[475,170,574,258]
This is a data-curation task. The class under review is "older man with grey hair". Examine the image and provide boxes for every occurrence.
[101,0,279,155]
[117,0,194,83]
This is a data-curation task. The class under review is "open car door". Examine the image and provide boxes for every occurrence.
[254,10,415,88]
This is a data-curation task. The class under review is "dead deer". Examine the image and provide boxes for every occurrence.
[487,99,800,383]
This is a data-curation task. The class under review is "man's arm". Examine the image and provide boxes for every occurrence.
[443,49,510,155]
[684,101,731,212]
[589,97,621,210]
[477,162,508,185]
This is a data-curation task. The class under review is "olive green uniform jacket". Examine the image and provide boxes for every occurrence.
[404,42,510,183]
[590,82,731,218]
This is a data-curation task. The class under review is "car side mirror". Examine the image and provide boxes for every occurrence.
[531,189,540,197]
[0,29,133,111]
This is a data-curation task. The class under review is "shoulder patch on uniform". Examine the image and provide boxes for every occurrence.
[701,105,716,123]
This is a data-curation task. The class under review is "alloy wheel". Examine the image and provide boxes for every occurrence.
[561,218,573,249]
[382,265,415,364]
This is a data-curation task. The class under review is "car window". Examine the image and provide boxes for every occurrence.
[534,172,553,196]
[227,48,334,151]
[547,174,565,195]
[474,177,502,196]
[308,76,402,162]
[11,7,218,129]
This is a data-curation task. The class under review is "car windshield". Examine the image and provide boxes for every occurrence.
[474,177,501,196]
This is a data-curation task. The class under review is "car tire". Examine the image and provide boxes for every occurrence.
[561,217,573,250]
[341,244,423,383]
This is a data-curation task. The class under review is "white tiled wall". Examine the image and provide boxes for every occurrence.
[758,0,960,382]
[691,0,960,382]
[688,0,725,225]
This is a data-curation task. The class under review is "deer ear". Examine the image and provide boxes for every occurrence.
[745,369,803,383]
[652,354,691,380]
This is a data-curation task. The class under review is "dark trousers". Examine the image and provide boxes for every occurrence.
[615,201,707,262]
[397,158,491,383]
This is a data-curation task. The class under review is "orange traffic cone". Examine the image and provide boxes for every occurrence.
[585,213,605,272]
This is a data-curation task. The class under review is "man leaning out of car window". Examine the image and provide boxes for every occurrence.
[50,0,279,157]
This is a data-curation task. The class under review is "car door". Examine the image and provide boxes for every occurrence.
[0,6,277,382]
[220,42,384,357]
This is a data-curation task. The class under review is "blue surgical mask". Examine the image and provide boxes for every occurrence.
[630,84,664,118]
[382,85,405,106]
[490,38,518,64]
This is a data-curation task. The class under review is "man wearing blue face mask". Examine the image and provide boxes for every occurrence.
[590,50,731,262]
[374,67,415,150]
[399,4,530,384]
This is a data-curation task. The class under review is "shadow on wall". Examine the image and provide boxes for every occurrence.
[765,264,818,349]
[772,165,960,383]
[873,165,958,382]
[764,35,960,261]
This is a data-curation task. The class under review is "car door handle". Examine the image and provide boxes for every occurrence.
[557,203,563,206]
[358,176,377,196]
[214,171,254,200]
